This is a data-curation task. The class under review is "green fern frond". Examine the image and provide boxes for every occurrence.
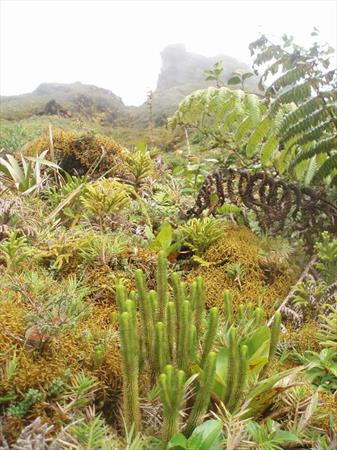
[254,44,284,66]
[270,81,313,115]
[234,117,254,144]
[244,94,261,123]
[268,63,311,94]
[313,153,337,181]
[245,118,272,157]
[279,96,324,135]
[261,136,279,166]
[281,108,330,142]
[291,121,334,147]
[304,156,317,185]
[291,136,337,167]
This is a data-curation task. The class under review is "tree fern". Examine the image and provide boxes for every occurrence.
[250,32,337,184]
[170,32,336,184]
[170,87,277,166]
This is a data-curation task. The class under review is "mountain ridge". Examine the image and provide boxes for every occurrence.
[0,44,260,125]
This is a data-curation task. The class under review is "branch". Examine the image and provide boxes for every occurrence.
[268,255,317,327]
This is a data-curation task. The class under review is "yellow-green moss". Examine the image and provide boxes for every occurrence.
[189,225,298,316]
[316,390,337,432]
[282,321,321,353]
[83,248,157,306]
[0,302,121,394]
[23,128,127,177]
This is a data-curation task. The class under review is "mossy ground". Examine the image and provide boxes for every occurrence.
[0,117,335,446]
[189,225,299,316]
[23,128,127,177]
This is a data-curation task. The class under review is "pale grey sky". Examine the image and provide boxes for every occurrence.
[1,0,336,105]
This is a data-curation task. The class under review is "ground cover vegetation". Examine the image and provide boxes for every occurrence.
[0,33,336,449]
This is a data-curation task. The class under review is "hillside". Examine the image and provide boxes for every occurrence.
[0,82,128,123]
[0,45,260,126]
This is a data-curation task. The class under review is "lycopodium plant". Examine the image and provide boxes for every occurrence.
[116,251,284,442]
[159,365,186,447]
[214,291,283,416]
[116,251,219,438]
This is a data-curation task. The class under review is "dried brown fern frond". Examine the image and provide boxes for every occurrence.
[187,169,337,243]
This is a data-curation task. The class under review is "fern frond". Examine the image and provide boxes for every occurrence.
[279,96,324,135]
[292,121,334,147]
[261,136,279,166]
[291,136,337,167]
[254,44,284,66]
[313,153,337,181]
[304,156,317,185]
[244,94,261,123]
[281,108,331,142]
[270,80,313,115]
[234,117,254,144]
[245,118,272,157]
[267,63,311,95]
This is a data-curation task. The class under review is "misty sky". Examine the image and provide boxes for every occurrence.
[1,0,336,106]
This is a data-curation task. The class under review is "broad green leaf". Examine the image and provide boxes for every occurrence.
[227,76,241,85]
[243,326,270,359]
[188,419,223,450]
[155,222,173,250]
[168,433,188,449]
[275,430,301,443]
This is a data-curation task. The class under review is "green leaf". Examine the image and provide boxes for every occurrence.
[168,433,188,449]
[227,76,241,85]
[274,430,301,443]
[213,348,229,399]
[155,222,173,251]
[246,118,272,157]
[243,326,270,359]
[261,136,279,166]
[188,419,223,450]
[313,153,337,182]
[242,72,254,81]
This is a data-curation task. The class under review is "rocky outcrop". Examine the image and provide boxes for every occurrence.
[156,43,255,91]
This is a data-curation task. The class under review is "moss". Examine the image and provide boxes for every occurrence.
[83,248,157,306]
[0,299,122,440]
[316,390,337,432]
[188,225,298,316]
[0,303,121,394]
[23,128,127,177]
[282,320,321,353]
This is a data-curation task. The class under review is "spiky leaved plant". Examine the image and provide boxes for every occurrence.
[184,352,217,436]
[125,148,154,190]
[159,365,186,448]
[216,290,283,414]
[130,252,219,376]
[116,293,141,433]
[116,253,284,439]
[80,179,131,230]
[116,251,220,437]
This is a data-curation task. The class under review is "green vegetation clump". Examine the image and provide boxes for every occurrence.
[23,128,127,177]
[190,225,297,315]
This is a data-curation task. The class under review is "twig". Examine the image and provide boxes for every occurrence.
[268,255,317,327]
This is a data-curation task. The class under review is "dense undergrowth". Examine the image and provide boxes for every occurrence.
[0,33,336,449]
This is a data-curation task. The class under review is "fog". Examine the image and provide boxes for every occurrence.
[1,0,336,105]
